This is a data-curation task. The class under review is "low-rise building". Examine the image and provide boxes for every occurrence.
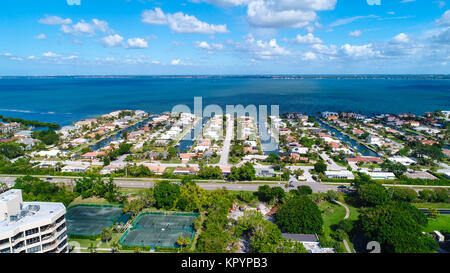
[324,170,355,180]
[388,156,416,166]
[361,171,395,180]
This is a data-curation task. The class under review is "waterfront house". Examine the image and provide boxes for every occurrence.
[346,156,383,164]
[173,167,199,175]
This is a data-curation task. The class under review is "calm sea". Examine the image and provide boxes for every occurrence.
[0,77,449,126]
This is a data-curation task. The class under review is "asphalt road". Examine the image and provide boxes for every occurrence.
[0,175,338,193]
[419,209,450,215]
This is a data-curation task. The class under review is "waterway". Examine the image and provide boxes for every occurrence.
[319,121,379,157]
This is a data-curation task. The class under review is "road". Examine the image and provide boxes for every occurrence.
[320,153,347,171]
[1,175,338,193]
[419,209,450,215]
[219,115,234,167]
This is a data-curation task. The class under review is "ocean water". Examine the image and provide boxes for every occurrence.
[0,77,449,126]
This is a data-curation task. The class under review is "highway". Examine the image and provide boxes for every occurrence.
[419,209,450,215]
[0,175,338,193]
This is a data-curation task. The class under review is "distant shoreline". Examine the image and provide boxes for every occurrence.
[0,75,449,80]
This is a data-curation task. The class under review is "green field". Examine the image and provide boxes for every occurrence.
[412,203,450,209]
[423,215,450,233]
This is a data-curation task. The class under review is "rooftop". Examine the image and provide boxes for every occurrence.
[0,190,65,234]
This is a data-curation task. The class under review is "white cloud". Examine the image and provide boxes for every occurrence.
[311,43,337,55]
[191,0,339,30]
[60,19,112,36]
[195,41,225,52]
[171,59,182,65]
[289,33,322,44]
[436,10,450,26]
[340,43,380,58]
[42,51,60,57]
[39,15,72,25]
[247,0,318,28]
[191,0,250,7]
[302,51,317,60]
[35,33,47,40]
[330,15,378,27]
[349,30,362,38]
[142,8,229,34]
[233,34,290,60]
[391,33,410,44]
[100,34,124,47]
[127,38,149,49]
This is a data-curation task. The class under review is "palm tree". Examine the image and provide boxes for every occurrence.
[110,241,120,253]
[88,242,97,253]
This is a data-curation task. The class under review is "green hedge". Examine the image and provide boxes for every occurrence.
[68,234,100,240]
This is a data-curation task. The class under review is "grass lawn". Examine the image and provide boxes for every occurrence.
[120,188,146,196]
[412,203,450,209]
[69,196,112,206]
[319,202,346,235]
[423,215,450,233]
[98,233,123,248]
[68,238,99,248]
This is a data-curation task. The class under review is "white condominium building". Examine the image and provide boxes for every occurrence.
[0,189,68,253]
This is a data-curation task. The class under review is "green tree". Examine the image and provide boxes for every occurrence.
[153,181,180,210]
[358,201,437,253]
[101,228,113,242]
[0,142,24,159]
[275,195,323,234]
[31,130,60,145]
[314,161,327,174]
[358,182,391,207]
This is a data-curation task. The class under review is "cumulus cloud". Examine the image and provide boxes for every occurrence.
[233,34,290,60]
[193,0,336,29]
[302,51,317,60]
[391,33,410,44]
[39,15,72,25]
[142,8,229,34]
[42,51,60,57]
[100,34,124,47]
[195,41,225,53]
[35,33,47,40]
[247,1,318,28]
[349,30,362,38]
[171,59,182,65]
[340,44,381,58]
[190,0,250,7]
[436,10,450,26]
[311,43,337,55]
[61,19,112,36]
[127,38,149,49]
[288,33,322,44]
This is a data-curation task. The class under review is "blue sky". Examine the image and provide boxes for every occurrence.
[0,0,449,75]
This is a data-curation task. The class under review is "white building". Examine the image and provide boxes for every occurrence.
[61,163,89,173]
[362,171,395,180]
[388,156,416,166]
[367,135,384,146]
[0,189,68,253]
[324,170,355,180]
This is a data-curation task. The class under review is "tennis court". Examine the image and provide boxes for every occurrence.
[66,205,130,236]
[120,212,198,248]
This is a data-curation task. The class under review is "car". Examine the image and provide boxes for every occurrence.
[46,177,53,181]
[337,185,347,189]
[289,183,295,187]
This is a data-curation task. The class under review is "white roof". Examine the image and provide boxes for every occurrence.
[0,200,65,234]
